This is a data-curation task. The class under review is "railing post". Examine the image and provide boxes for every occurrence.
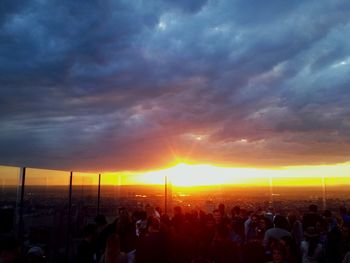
[66,171,73,262]
[18,167,26,241]
[97,173,101,215]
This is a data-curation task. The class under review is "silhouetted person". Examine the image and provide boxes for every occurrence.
[218,203,228,220]
[76,224,97,263]
[243,240,266,263]
[270,242,287,263]
[117,210,136,263]
[26,247,46,263]
[302,205,321,230]
[209,223,239,263]
[231,206,245,243]
[0,237,21,263]
[135,211,148,238]
[245,213,259,242]
[264,215,291,250]
[300,226,323,263]
[95,214,109,261]
[136,217,168,263]
[288,210,303,247]
[340,206,350,225]
[213,209,222,225]
[265,206,275,224]
[171,206,184,233]
[280,235,300,263]
[256,216,273,241]
[99,233,127,263]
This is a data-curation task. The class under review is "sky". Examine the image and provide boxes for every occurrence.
[1,0,350,173]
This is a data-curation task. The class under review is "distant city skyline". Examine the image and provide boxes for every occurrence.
[2,163,350,187]
[1,1,350,174]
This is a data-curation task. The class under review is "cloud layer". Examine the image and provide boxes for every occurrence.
[1,0,350,171]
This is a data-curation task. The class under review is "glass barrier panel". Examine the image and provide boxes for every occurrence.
[170,173,271,215]
[269,176,324,214]
[100,173,165,222]
[71,172,98,233]
[323,176,350,211]
[24,168,70,262]
[99,173,122,222]
[0,165,20,235]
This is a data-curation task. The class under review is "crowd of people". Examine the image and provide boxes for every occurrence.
[75,203,350,263]
[2,203,350,262]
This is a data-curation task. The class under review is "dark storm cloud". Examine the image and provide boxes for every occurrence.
[1,0,350,171]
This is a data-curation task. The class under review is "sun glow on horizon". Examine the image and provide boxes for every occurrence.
[2,162,350,187]
[102,162,350,187]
